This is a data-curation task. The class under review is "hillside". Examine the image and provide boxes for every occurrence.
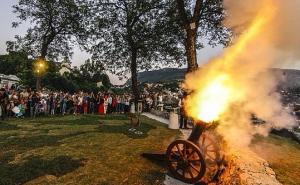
[272,68,300,88]
[126,68,186,84]
[127,68,300,88]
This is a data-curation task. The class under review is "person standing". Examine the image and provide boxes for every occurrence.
[62,96,67,115]
[76,93,82,114]
[41,97,47,115]
[104,94,108,114]
[89,92,95,114]
[124,96,130,113]
[83,93,88,115]
[32,92,40,118]
[120,95,125,113]
[73,96,79,115]
[50,94,56,115]
[111,95,117,113]
[107,94,112,114]
[98,94,105,114]
[179,95,188,129]
[0,88,8,120]
[46,95,50,115]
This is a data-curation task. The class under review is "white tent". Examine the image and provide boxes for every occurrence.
[0,74,20,89]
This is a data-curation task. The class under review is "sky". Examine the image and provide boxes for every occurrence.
[2,0,297,85]
[0,0,224,85]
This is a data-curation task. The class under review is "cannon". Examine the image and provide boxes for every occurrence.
[166,121,224,184]
[143,121,224,184]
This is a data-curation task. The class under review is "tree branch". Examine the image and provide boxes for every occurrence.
[176,0,189,28]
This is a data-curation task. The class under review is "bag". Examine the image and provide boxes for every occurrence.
[12,106,20,114]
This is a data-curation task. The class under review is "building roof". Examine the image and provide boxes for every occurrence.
[0,74,20,82]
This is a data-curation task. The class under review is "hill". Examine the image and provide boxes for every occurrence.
[272,68,300,88]
[126,68,186,85]
[139,68,186,83]
[126,68,300,88]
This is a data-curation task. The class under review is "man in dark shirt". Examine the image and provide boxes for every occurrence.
[179,94,188,129]
[66,96,74,114]
[0,88,8,120]
[31,92,39,118]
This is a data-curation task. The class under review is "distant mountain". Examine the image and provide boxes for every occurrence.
[272,68,300,88]
[126,68,300,88]
[126,68,187,85]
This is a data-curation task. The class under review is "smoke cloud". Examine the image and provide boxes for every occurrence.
[183,0,299,148]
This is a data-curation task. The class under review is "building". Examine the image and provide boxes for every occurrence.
[0,74,20,89]
[59,57,72,75]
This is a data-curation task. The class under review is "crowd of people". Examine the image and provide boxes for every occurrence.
[0,85,190,130]
[0,88,134,119]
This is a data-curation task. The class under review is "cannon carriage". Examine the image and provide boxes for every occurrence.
[166,121,224,184]
[143,120,225,184]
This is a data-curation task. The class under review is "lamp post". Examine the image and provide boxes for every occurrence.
[33,58,47,91]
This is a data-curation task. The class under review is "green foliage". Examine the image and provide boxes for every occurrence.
[41,60,110,92]
[11,0,90,60]
[79,59,111,88]
[175,0,231,47]
[0,51,35,88]
[0,51,30,75]
[88,0,186,76]
[0,51,110,92]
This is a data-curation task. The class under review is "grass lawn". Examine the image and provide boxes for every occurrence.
[250,134,300,185]
[0,114,180,185]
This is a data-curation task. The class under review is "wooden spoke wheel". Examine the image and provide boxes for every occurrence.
[198,132,222,179]
[166,139,206,184]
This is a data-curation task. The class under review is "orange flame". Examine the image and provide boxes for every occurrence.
[184,4,276,123]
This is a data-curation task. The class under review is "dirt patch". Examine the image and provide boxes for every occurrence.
[218,148,281,185]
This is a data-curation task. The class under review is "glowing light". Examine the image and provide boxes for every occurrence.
[184,4,276,123]
[33,58,48,76]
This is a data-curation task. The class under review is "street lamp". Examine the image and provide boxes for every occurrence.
[33,58,48,91]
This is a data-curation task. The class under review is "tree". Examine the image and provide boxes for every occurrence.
[175,0,230,72]
[79,59,111,88]
[0,51,28,75]
[12,0,90,59]
[12,0,90,89]
[88,0,185,105]
[0,50,36,88]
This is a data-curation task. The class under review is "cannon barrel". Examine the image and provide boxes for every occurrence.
[188,121,207,143]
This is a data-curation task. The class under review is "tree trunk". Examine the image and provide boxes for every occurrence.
[36,77,41,91]
[176,0,202,73]
[36,54,46,91]
[185,28,198,72]
[36,36,51,91]
[130,48,139,110]
[36,55,46,91]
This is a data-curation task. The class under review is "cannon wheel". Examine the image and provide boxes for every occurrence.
[166,139,206,184]
[198,132,221,180]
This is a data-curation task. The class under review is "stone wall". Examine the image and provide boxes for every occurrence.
[217,148,281,185]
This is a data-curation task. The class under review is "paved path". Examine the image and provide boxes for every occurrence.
[142,112,169,125]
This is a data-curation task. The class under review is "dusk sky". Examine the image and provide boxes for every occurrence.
[1,0,298,84]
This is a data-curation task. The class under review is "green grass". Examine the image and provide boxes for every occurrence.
[0,114,180,185]
[250,134,300,185]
